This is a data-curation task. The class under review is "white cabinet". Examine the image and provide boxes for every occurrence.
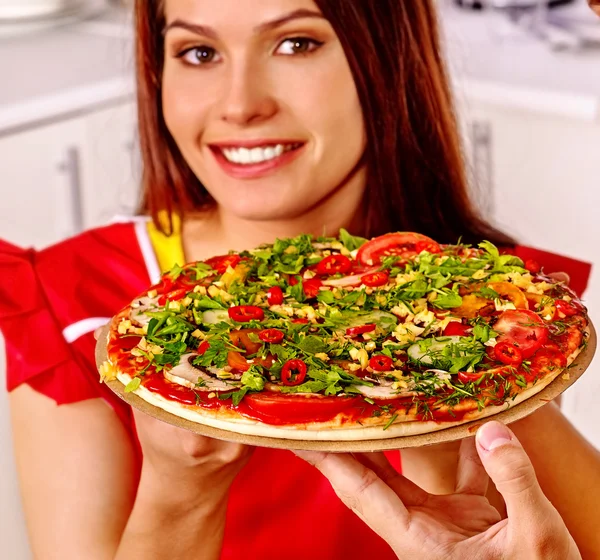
[0,100,140,249]
[0,118,87,248]
[81,102,141,228]
[460,99,600,448]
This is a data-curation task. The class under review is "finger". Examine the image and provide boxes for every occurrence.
[589,0,600,17]
[352,452,428,506]
[293,450,410,531]
[455,436,489,496]
[475,421,550,523]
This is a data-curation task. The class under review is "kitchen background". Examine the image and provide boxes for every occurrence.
[1,0,599,557]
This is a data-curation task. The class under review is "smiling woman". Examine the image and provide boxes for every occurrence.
[2,0,598,559]
[137,0,512,250]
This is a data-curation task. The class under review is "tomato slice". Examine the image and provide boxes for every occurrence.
[228,305,265,323]
[266,286,284,306]
[229,329,262,354]
[316,255,352,276]
[527,348,567,382]
[346,324,376,337]
[227,351,251,372]
[238,393,361,425]
[442,322,472,337]
[457,371,484,384]
[361,271,389,287]
[205,254,241,274]
[553,299,579,320]
[493,309,549,359]
[303,278,323,298]
[493,340,523,366]
[356,232,441,266]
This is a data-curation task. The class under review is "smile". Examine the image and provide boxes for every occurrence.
[209,141,306,179]
[221,143,302,165]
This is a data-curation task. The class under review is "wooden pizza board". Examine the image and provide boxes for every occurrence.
[95,323,596,452]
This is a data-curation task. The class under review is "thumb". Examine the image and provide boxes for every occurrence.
[476,421,550,523]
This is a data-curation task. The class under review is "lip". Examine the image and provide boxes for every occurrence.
[209,141,306,180]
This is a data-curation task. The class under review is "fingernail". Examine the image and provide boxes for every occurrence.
[476,421,512,451]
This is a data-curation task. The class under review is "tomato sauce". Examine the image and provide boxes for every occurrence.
[142,373,235,408]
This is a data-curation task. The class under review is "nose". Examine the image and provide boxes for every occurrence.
[219,60,278,126]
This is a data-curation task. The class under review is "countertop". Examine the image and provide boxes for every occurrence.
[1,1,600,135]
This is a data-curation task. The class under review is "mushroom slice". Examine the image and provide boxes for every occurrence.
[165,354,241,392]
[130,296,160,327]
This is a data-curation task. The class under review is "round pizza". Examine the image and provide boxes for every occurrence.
[99,231,590,441]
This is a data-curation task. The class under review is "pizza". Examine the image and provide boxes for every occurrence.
[99,231,590,441]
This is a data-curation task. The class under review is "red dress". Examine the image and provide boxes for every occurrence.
[0,222,592,559]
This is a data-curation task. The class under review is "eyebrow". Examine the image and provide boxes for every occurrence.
[163,8,325,38]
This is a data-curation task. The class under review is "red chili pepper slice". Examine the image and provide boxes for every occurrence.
[197,341,210,355]
[303,278,323,298]
[266,286,284,306]
[158,277,174,294]
[281,359,308,386]
[442,322,472,337]
[369,355,393,372]
[493,341,523,366]
[346,324,376,337]
[158,288,189,306]
[169,288,188,301]
[258,329,285,344]
[228,305,265,322]
[292,318,309,324]
[524,259,541,274]
[361,271,389,287]
[316,255,352,276]
[205,254,241,274]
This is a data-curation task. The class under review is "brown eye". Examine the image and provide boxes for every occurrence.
[179,46,221,66]
[276,37,323,56]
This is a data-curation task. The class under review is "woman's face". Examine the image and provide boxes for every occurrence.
[162,0,366,223]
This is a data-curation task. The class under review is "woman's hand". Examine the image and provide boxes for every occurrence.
[295,421,581,560]
[133,409,253,501]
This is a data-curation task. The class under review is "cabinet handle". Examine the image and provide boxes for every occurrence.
[471,120,494,218]
[58,147,84,235]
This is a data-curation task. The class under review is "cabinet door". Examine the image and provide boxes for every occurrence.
[0,118,86,248]
[81,102,141,228]
[461,100,600,448]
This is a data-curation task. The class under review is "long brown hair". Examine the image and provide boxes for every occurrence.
[135,0,513,246]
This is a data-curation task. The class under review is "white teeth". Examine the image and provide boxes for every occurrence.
[221,143,297,165]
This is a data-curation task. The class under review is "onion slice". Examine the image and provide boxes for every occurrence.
[165,354,241,392]
[322,267,380,288]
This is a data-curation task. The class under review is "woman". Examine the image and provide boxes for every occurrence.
[1,1,598,558]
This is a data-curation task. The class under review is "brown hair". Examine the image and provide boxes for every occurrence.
[135,0,513,245]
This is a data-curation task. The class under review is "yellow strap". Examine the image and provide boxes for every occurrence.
[146,212,186,274]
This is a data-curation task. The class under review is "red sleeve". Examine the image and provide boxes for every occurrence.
[511,245,592,298]
[0,232,142,434]
[0,239,101,403]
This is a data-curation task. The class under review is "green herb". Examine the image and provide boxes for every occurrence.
[339,228,368,252]
[383,413,399,430]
